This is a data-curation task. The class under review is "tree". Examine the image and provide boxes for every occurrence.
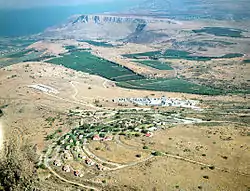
[143,146,149,149]
[152,151,162,156]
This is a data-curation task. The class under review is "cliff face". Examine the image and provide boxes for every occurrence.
[71,15,148,25]
[43,14,176,43]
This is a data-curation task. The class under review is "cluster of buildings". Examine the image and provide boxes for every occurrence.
[28,84,59,94]
[53,152,105,178]
[61,165,83,177]
[115,96,199,109]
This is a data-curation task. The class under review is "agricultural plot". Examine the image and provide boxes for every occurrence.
[117,78,224,95]
[123,49,244,61]
[0,50,45,68]
[78,40,114,47]
[174,40,236,48]
[7,49,34,58]
[48,51,144,82]
[135,60,173,70]
[0,37,36,56]
[192,27,246,38]
[243,59,250,63]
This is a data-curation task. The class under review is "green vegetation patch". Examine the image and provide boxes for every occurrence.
[117,78,224,95]
[122,51,161,59]
[243,59,250,63]
[78,40,114,47]
[7,49,34,58]
[47,51,144,82]
[192,27,245,38]
[135,60,173,70]
[221,53,244,58]
[64,45,77,50]
[123,49,244,61]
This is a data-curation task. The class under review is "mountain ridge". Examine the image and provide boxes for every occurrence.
[42,14,179,43]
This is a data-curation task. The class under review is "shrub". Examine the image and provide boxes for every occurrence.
[135,133,140,137]
[152,151,162,156]
[38,164,46,169]
[203,175,209,179]
[209,165,215,170]
[136,154,141,158]
[143,146,149,149]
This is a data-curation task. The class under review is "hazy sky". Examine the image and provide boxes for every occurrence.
[0,0,133,8]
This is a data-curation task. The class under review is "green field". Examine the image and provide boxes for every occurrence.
[243,59,250,63]
[192,27,245,38]
[47,51,144,82]
[7,49,34,58]
[78,40,114,47]
[175,40,236,49]
[221,53,244,58]
[0,50,45,68]
[117,78,224,95]
[123,49,244,61]
[122,51,161,59]
[135,60,173,70]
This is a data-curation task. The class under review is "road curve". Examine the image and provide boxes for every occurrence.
[46,165,100,191]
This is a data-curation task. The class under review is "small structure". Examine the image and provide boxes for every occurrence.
[79,134,84,140]
[78,153,86,159]
[85,158,95,166]
[96,164,104,171]
[83,138,88,145]
[53,160,62,167]
[65,135,70,140]
[64,153,71,160]
[65,145,71,150]
[69,139,74,143]
[74,170,83,177]
[93,135,101,141]
[145,132,153,138]
[148,127,157,132]
[103,136,112,141]
[62,165,71,173]
[73,146,80,152]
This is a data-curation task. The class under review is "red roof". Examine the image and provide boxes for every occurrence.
[93,135,101,140]
[145,132,153,137]
[74,170,81,176]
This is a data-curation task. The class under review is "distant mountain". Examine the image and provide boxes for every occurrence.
[42,14,177,43]
[130,0,250,20]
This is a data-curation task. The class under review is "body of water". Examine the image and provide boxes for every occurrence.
[0,2,137,37]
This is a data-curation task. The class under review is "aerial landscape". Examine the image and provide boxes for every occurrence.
[0,0,249,190]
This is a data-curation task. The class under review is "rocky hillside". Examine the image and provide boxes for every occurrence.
[42,14,178,43]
